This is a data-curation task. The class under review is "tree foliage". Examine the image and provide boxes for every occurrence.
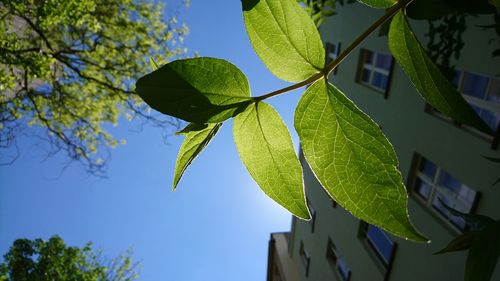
[0,0,188,174]
[0,235,139,281]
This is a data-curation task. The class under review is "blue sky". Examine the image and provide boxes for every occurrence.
[0,1,308,280]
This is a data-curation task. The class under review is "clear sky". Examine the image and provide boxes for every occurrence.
[0,1,309,280]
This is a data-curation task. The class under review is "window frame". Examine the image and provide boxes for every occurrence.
[425,69,500,149]
[358,222,397,280]
[299,241,311,277]
[326,237,352,281]
[409,155,480,232]
[307,199,317,233]
[356,48,395,97]
[325,42,341,74]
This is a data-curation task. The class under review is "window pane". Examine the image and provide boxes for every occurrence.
[486,78,500,103]
[462,72,489,99]
[451,70,462,88]
[375,53,392,70]
[457,185,477,205]
[363,50,373,64]
[366,225,395,265]
[479,108,500,131]
[431,191,452,216]
[437,170,461,193]
[415,178,431,199]
[337,257,351,281]
[371,72,389,90]
[361,69,371,83]
[418,158,436,180]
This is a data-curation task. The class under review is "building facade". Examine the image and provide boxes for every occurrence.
[267,3,500,281]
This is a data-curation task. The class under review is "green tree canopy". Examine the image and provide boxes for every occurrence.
[0,235,139,281]
[0,0,188,174]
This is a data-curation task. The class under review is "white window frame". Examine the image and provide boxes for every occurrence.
[357,49,393,94]
[412,156,479,232]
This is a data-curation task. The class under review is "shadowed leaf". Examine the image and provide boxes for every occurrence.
[136,57,252,123]
[435,231,478,254]
[388,12,492,134]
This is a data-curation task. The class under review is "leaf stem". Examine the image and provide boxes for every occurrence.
[254,0,408,102]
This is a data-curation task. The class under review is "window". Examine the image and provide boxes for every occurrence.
[307,199,317,233]
[360,222,396,269]
[454,70,500,134]
[326,42,341,74]
[411,156,479,231]
[357,49,394,95]
[326,238,351,281]
[299,241,311,277]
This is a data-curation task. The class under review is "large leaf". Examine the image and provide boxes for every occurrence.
[136,57,252,123]
[435,231,478,255]
[242,0,325,82]
[173,123,222,190]
[356,0,396,9]
[388,12,492,134]
[294,78,426,241]
[233,102,310,219]
[466,221,500,281]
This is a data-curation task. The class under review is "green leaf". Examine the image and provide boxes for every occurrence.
[176,123,209,135]
[466,221,500,281]
[173,123,222,190]
[242,0,325,82]
[388,12,492,134]
[150,57,160,70]
[405,0,455,20]
[233,102,310,219]
[136,57,252,124]
[356,0,396,9]
[438,198,495,230]
[490,0,500,8]
[435,231,478,255]
[294,78,427,241]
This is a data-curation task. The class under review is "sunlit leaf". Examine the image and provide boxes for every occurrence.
[356,0,396,9]
[388,12,492,134]
[234,102,310,219]
[466,221,500,281]
[294,78,427,241]
[173,123,222,190]
[150,57,160,70]
[242,0,325,82]
[136,57,252,123]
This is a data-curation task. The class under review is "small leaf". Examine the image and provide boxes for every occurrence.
[388,12,492,134]
[490,0,500,8]
[435,231,478,255]
[294,78,427,241]
[136,57,252,124]
[242,0,325,82]
[173,123,222,189]
[465,221,500,281]
[150,57,160,70]
[176,123,209,135]
[483,155,500,163]
[405,0,454,20]
[233,102,310,219]
[438,199,495,231]
[356,0,396,9]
